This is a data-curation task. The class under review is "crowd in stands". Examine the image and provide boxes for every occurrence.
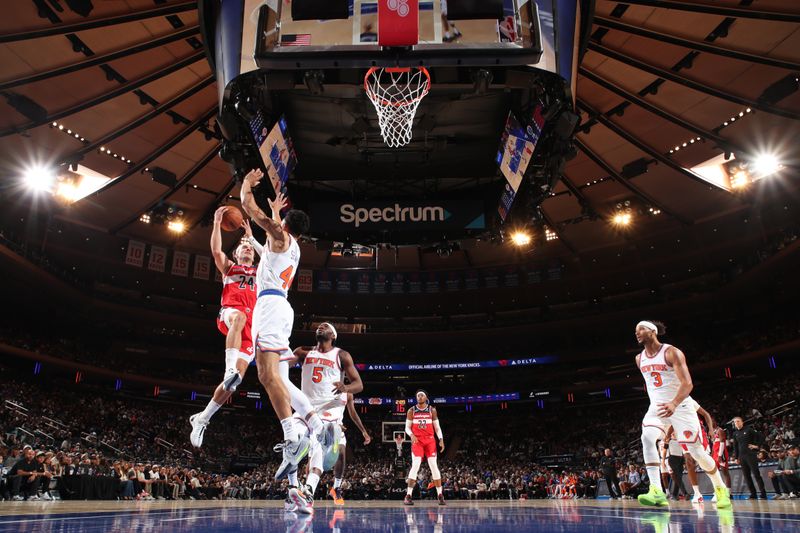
[1,358,797,503]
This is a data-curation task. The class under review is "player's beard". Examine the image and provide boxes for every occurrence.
[316,331,331,343]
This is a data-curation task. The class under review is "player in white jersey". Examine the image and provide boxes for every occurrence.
[240,168,312,480]
[284,322,364,514]
[634,320,731,508]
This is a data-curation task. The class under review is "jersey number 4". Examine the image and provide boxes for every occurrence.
[238,276,255,291]
[311,366,324,383]
[650,371,663,388]
[279,266,295,290]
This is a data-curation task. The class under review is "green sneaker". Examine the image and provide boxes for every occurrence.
[714,486,732,509]
[638,486,669,507]
[640,512,671,533]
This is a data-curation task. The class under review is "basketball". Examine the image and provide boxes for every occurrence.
[220,206,243,232]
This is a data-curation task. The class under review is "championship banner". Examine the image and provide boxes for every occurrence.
[503,266,520,287]
[316,271,333,292]
[311,200,485,233]
[171,251,190,277]
[125,240,145,267]
[193,255,211,280]
[335,271,351,293]
[465,270,479,290]
[356,273,371,294]
[445,271,461,292]
[390,273,405,293]
[407,272,421,294]
[148,245,167,272]
[373,273,387,294]
[296,269,313,293]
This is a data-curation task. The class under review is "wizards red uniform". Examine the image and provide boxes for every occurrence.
[216,264,257,359]
[411,405,437,459]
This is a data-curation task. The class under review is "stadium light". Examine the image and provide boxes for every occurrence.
[612,212,632,227]
[168,220,186,233]
[23,164,56,192]
[751,153,782,178]
[510,231,532,246]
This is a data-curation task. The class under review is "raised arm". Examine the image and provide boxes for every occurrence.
[332,350,364,395]
[346,393,372,444]
[658,347,693,417]
[241,219,264,256]
[211,207,234,274]
[239,169,285,249]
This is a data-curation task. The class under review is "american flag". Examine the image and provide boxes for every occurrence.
[281,34,311,47]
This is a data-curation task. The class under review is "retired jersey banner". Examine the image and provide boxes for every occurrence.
[296,269,313,292]
[193,255,211,280]
[311,200,485,233]
[125,240,145,267]
[171,251,190,277]
[148,246,167,272]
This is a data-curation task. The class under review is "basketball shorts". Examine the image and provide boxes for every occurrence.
[412,437,437,459]
[713,442,729,468]
[252,294,293,354]
[667,439,684,458]
[216,306,255,363]
[642,399,702,446]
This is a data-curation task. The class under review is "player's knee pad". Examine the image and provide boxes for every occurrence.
[408,456,422,480]
[641,426,663,464]
[427,457,441,480]
[684,442,715,471]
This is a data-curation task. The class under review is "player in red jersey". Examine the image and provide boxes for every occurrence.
[713,426,732,488]
[404,390,446,506]
[189,207,258,448]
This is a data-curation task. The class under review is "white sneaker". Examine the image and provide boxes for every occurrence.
[189,413,208,448]
[284,495,297,512]
[692,493,704,504]
[41,493,52,501]
[289,486,314,515]
[222,368,242,392]
[12,495,23,501]
[27,495,40,501]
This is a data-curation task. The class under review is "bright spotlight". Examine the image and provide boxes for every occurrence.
[751,153,782,177]
[55,182,81,203]
[23,165,56,192]
[510,231,531,246]
[168,220,186,233]
[612,212,632,227]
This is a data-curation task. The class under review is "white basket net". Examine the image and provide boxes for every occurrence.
[365,67,430,148]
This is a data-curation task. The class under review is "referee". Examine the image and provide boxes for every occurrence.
[732,416,767,499]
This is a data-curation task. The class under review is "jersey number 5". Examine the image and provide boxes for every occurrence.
[279,266,295,290]
[311,366,324,383]
[650,371,663,388]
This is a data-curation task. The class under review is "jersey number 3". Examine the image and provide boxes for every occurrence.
[650,371,663,388]
[279,266,294,290]
[311,366,324,383]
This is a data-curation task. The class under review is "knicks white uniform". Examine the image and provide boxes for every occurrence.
[252,235,300,354]
[639,343,702,445]
[299,347,348,445]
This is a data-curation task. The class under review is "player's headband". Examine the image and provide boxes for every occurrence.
[637,321,658,333]
[320,322,337,339]
[416,389,428,401]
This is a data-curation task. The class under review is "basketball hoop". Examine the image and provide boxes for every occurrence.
[365,67,430,148]
[394,433,405,456]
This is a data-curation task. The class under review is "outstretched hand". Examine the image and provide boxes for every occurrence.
[213,206,227,224]
[241,219,253,238]
[244,168,264,186]
[268,190,288,215]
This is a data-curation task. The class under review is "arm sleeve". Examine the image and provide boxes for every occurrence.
[433,419,443,439]
[405,420,413,438]
[248,236,264,256]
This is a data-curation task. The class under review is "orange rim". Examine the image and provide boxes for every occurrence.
[364,67,431,108]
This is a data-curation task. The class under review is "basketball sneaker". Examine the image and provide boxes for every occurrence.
[222,368,242,392]
[189,414,208,448]
[691,493,704,504]
[438,494,446,506]
[713,486,731,509]
[284,494,297,512]
[404,494,414,506]
[274,437,311,480]
[638,486,669,507]
[329,487,344,506]
[289,486,314,515]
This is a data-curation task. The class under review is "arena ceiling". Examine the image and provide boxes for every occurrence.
[1,0,799,272]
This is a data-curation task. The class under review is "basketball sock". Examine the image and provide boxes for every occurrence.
[334,478,342,489]
[224,349,240,373]
[288,470,298,487]
[281,417,298,442]
[706,469,725,489]
[646,466,661,490]
[198,400,222,423]
[692,485,701,495]
[406,486,414,496]
[307,413,324,438]
[306,472,320,494]
[436,485,443,496]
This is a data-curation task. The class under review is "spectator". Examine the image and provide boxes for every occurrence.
[8,449,50,501]
[732,417,768,499]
